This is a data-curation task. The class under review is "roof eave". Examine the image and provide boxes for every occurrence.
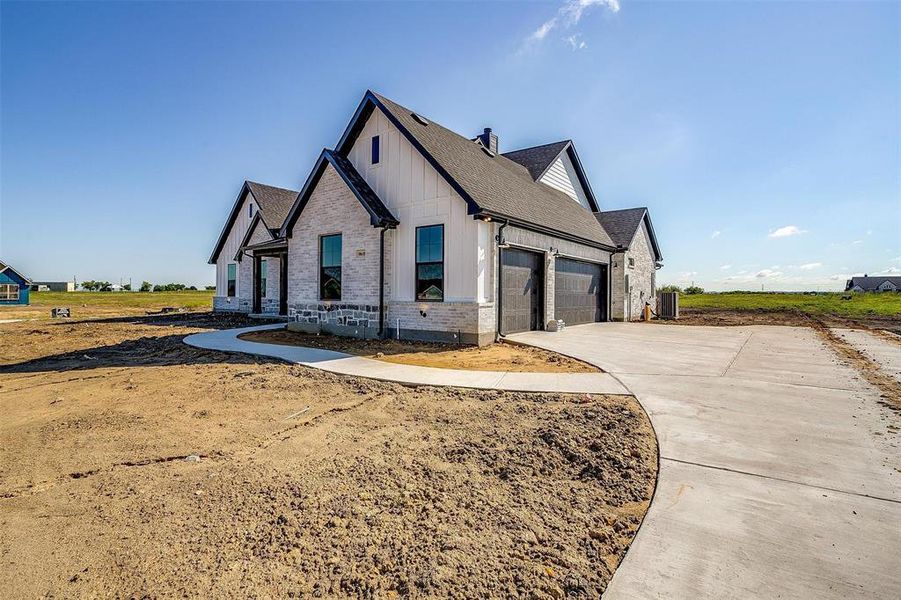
[209,181,253,264]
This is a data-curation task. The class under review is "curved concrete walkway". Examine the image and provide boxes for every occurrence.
[508,323,901,599]
[183,324,629,395]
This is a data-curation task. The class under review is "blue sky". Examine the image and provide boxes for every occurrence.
[1,0,898,290]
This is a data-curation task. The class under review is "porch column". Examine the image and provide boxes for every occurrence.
[252,255,262,314]
[279,252,288,315]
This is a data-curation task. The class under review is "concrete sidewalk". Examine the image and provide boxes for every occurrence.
[183,324,629,395]
[509,323,901,600]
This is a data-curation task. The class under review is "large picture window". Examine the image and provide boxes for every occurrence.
[260,260,268,298]
[0,284,19,301]
[415,224,444,301]
[320,234,342,300]
[227,263,237,297]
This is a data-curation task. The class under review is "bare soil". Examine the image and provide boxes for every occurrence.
[0,313,655,598]
[239,327,600,373]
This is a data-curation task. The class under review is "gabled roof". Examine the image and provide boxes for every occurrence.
[208,180,298,264]
[846,276,901,290]
[281,149,398,236]
[233,212,274,261]
[246,181,298,234]
[594,208,663,262]
[502,140,600,212]
[0,260,31,284]
[335,91,614,249]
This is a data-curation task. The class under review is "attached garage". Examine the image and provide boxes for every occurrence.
[500,248,544,335]
[554,258,607,326]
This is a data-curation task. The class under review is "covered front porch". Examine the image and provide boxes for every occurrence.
[241,238,289,316]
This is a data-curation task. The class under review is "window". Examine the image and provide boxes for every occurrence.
[0,284,19,301]
[628,257,635,268]
[415,224,444,301]
[371,135,380,165]
[248,203,254,218]
[260,260,267,298]
[320,234,342,300]
[227,263,237,297]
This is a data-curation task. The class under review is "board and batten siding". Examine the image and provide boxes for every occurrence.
[538,153,591,210]
[346,107,493,303]
[215,191,259,297]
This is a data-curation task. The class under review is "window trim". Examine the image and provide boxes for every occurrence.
[0,283,20,301]
[319,233,343,301]
[371,135,380,166]
[415,224,445,302]
[226,263,237,297]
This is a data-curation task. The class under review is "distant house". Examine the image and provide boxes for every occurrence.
[0,260,32,305]
[845,275,901,292]
[30,281,76,292]
[209,91,663,344]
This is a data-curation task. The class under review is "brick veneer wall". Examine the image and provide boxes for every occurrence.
[611,221,657,321]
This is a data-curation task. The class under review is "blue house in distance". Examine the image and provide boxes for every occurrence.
[0,260,31,305]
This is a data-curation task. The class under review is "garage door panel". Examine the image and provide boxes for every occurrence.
[501,249,542,335]
[555,258,607,325]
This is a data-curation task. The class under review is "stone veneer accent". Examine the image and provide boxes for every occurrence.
[213,295,251,313]
[503,226,611,330]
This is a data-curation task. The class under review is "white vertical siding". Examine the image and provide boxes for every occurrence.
[214,193,266,297]
[347,108,489,302]
[539,153,591,210]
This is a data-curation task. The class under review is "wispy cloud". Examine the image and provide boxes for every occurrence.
[564,34,587,50]
[798,262,822,270]
[876,266,901,275]
[851,239,863,245]
[720,264,732,270]
[755,269,782,278]
[524,0,620,49]
[711,230,721,239]
[768,225,806,238]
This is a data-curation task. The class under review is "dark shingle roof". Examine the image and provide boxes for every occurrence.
[594,208,648,248]
[326,151,398,226]
[846,276,901,291]
[366,92,614,248]
[246,181,298,231]
[502,141,571,180]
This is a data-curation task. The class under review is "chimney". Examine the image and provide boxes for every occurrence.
[477,127,498,153]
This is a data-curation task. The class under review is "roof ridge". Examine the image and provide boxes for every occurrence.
[502,139,571,156]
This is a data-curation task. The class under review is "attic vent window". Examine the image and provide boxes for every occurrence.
[480,146,495,158]
[371,135,380,165]
[411,113,429,126]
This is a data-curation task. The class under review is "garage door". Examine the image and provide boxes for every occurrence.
[500,249,543,334]
[554,258,607,325]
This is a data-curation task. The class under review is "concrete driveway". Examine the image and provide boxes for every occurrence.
[507,323,901,599]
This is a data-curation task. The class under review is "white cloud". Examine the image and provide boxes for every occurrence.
[755,269,782,278]
[768,225,806,238]
[799,262,822,270]
[564,34,587,50]
[876,266,901,275]
[711,230,721,239]
[525,0,619,48]
[851,239,863,245]
[679,271,698,278]
[719,264,732,270]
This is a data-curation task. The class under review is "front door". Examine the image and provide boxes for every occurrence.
[500,248,543,335]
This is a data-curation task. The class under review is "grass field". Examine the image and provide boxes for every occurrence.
[0,290,214,320]
[679,292,901,318]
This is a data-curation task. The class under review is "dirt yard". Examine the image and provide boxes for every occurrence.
[0,313,656,598]
[239,327,600,373]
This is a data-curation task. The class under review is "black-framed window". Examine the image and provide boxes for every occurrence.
[415,224,444,301]
[248,203,254,218]
[320,234,342,300]
[371,135,380,165]
[260,260,267,298]
[227,263,237,297]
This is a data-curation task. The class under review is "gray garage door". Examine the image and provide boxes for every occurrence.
[501,248,543,334]
[554,258,607,325]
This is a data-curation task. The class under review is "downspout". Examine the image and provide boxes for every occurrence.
[378,225,388,338]
[495,220,509,342]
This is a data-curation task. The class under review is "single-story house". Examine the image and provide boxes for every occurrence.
[845,275,901,292]
[30,281,76,292]
[0,260,31,305]
[209,91,663,345]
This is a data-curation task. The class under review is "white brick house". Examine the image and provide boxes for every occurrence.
[209,91,663,344]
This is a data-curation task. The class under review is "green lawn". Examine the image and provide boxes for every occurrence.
[1,290,214,320]
[679,292,901,318]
